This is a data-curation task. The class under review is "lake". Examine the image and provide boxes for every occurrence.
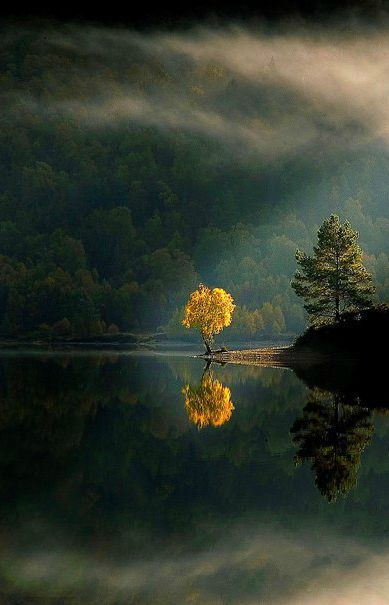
[0,348,388,604]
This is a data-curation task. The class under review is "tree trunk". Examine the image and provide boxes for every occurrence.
[335,296,340,322]
[202,360,211,378]
[202,334,212,355]
[335,250,340,322]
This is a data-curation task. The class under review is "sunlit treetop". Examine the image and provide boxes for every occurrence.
[182,284,235,353]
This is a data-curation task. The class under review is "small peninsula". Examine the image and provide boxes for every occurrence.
[206,305,389,367]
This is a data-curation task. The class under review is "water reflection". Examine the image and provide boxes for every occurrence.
[290,356,389,501]
[182,366,235,428]
[290,389,374,502]
[0,352,389,603]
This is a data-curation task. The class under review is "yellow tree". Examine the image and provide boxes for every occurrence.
[182,372,235,429]
[182,284,235,353]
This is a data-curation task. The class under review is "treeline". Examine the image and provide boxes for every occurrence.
[0,26,388,338]
[167,302,288,340]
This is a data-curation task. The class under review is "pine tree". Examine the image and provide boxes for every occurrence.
[291,214,374,324]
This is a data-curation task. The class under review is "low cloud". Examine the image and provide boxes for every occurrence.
[5,21,389,163]
[24,22,387,161]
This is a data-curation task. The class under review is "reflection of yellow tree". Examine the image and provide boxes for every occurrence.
[182,372,235,428]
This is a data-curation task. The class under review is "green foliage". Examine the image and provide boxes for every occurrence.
[227,303,286,338]
[52,317,72,337]
[165,307,189,339]
[0,32,388,338]
[82,207,136,281]
[107,323,120,335]
[292,215,375,324]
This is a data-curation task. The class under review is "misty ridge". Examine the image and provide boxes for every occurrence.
[8,23,389,156]
[0,19,388,338]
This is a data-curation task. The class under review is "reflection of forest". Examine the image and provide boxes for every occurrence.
[2,354,389,604]
[0,353,306,542]
[293,358,389,410]
[1,353,389,564]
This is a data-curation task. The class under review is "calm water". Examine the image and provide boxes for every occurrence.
[0,349,389,604]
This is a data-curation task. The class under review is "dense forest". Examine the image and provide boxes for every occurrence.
[1,23,389,339]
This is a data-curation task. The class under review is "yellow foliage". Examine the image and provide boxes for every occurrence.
[182,284,235,341]
[191,85,205,96]
[182,373,235,429]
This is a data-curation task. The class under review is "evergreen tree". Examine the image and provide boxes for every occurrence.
[292,214,374,324]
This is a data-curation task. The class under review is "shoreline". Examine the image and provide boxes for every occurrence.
[199,345,352,367]
[0,336,293,351]
[0,341,362,368]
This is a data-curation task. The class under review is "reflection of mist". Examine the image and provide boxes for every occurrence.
[2,522,389,604]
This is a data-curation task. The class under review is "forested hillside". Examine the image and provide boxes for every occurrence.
[1,24,388,338]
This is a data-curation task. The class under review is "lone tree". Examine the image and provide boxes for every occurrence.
[182,284,235,353]
[291,214,374,324]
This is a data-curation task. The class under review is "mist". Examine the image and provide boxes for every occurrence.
[2,521,389,604]
[9,21,389,162]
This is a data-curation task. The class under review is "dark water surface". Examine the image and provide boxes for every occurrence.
[0,349,388,604]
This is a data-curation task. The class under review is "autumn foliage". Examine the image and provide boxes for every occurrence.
[182,373,235,429]
[182,284,235,352]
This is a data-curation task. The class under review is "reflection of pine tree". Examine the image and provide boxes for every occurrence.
[290,388,374,502]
